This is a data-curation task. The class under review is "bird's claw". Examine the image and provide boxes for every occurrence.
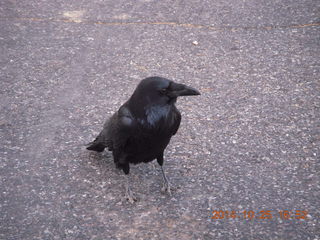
[161,183,172,196]
[126,195,137,204]
[125,184,137,203]
[125,191,137,203]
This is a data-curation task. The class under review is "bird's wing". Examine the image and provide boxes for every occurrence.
[87,104,134,152]
[107,105,135,151]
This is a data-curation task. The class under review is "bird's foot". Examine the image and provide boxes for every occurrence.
[125,188,137,203]
[161,182,175,196]
[126,194,137,204]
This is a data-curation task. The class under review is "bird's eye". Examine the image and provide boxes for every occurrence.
[159,88,167,94]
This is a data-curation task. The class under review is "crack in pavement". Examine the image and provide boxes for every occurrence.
[2,16,320,32]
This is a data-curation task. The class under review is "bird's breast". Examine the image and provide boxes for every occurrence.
[126,131,172,163]
[125,105,177,157]
[126,121,173,154]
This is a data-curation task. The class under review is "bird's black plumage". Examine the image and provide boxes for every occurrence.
[87,76,200,202]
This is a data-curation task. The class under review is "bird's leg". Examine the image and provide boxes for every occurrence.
[157,154,172,195]
[125,174,137,203]
[121,162,137,203]
[160,165,172,196]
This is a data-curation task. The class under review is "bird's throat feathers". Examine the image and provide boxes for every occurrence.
[144,104,172,127]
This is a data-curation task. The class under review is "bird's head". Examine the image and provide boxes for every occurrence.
[130,77,200,107]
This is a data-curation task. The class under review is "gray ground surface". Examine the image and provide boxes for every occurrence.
[1,0,319,239]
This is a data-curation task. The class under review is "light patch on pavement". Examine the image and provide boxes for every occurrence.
[63,10,85,23]
[113,13,130,20]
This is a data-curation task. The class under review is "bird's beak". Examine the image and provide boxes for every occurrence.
[169,82,201,97]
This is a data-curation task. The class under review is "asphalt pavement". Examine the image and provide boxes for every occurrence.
[0,0,319,239]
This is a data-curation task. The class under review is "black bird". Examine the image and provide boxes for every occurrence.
[87,77,200,202]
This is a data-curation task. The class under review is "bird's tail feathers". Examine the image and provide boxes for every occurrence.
[86,141,105,152]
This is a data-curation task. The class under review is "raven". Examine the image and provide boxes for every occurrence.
[87,76,200,202]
